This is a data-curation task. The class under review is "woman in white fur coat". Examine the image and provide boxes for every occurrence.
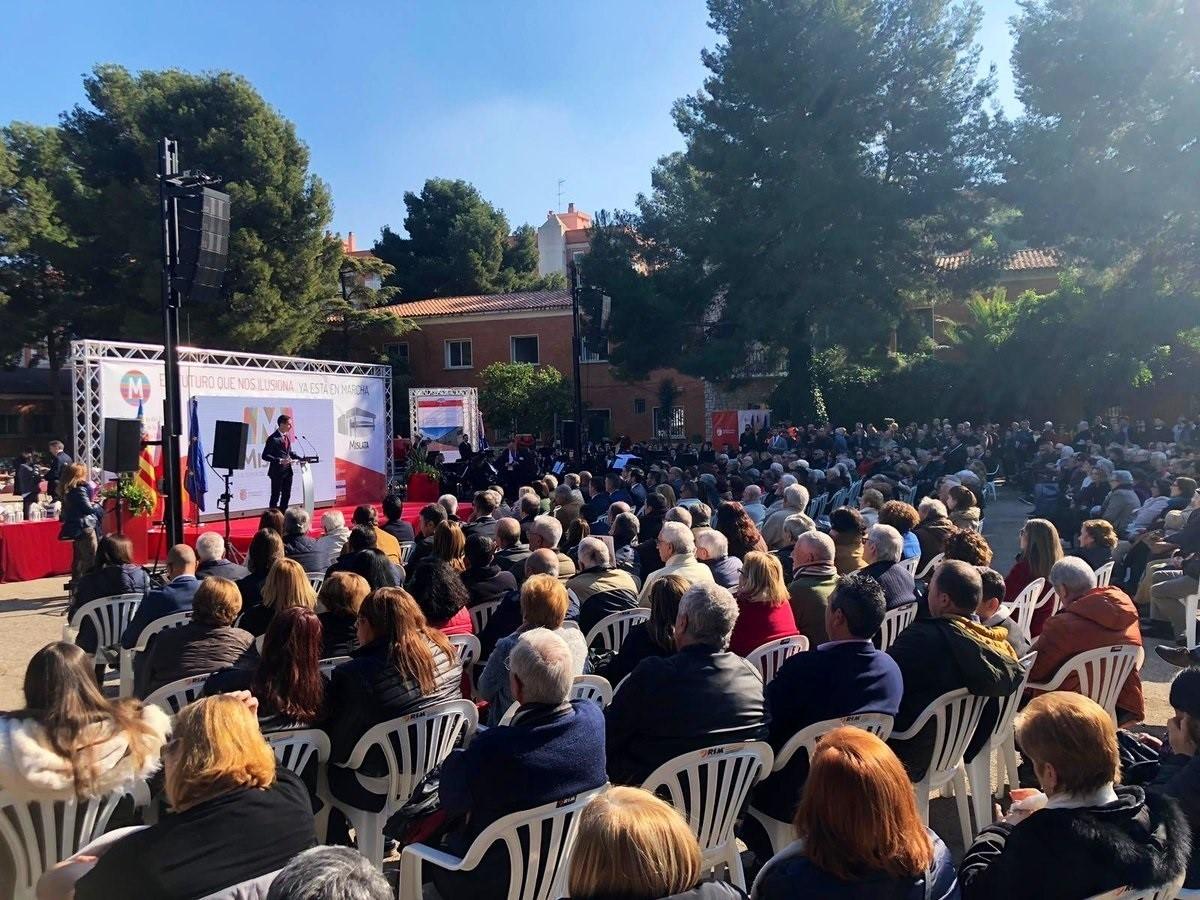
[0,642,170,801]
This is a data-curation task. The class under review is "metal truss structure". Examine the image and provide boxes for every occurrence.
[408,387,480,458]
[70,339,393,475]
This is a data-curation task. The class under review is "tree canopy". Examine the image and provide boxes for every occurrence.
[478,362,573,438]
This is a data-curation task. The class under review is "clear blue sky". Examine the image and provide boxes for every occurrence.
[1,0,1022,242]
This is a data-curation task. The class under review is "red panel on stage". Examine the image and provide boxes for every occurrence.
[0,520,74,583]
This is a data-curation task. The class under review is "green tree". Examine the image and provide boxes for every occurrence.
[583,0,998,419]
[478,362,573,438]
[374,178,564,299]
[314,251,413,361]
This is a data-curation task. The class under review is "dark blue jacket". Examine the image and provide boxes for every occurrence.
[755,640,903,821]
[120,575,201,648]
[862,559,918,610]
[261,429,300,479]
[59,485,103,540]
[583,491,611,524]
[283,533,331,574]
[197,558,249,582]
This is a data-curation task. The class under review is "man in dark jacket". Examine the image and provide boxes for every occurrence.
[754,572,903,823]
[282,507,331,573]
[261,414,302,510]
[405,504,446,579]
[605,582,768,785]
[696,530,743,589]
[568,537,640,639]
[493,517,531,576]
[194,532,249,581]
[861,523,917,610]
[887,559,1023,781]
[44,439,72,498]
[380,493,415,544]
[462,490,500,541]
[121,544,201,650]
[436,628,607,900]
[461,533,518,608]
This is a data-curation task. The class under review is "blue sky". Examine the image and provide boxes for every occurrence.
[1,0,1022,242]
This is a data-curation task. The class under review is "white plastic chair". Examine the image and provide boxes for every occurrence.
[828,488,849,510]
[1094,561,1116,588]
[318,655,351,678]
[62,592,142,666]
[745,713,893,856]
[0,787,144,900]
[877,603,919,652]
[498,674,614,726]
[468,599,501,636]
[964,652,1038,834]
[400,788,603,900]
[1026,644,1141,725]
[329,699,478,868]
[399,541,415,566]
[144,671,212,715]
[745,635,810,685]
[118,610,194,697]
[914,552,944,582]
[1009,577,1049,641]
[306,572,325,593]
[847,480,864,505]
[891,687,988,852]
[897,555,920,577]
[584,607,650,654]
[448,632,481,669]
[267,728,333,841]
[642,742,774,889]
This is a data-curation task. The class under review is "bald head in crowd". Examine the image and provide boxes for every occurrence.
[525,547,560,579]
[496,516,522,549]
[167,543,197,579]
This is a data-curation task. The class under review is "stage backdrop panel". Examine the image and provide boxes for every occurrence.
[409,388,479,463]
[195,396,335,516]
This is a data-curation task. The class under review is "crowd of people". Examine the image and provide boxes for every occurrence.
[3,411,1200,899]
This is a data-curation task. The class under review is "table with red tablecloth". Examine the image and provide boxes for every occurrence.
[0,520,74,583]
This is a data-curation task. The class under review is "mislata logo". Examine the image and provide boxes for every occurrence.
[119,370,152,407]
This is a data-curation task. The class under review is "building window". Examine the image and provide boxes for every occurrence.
[384,342,409,365]
[510,335,540,364]
[580,337,608,363]
[0,414,18,436]
[571,250,585,264]
[653,406,686,441]
[445,339,472,369]
[634,398,646,415]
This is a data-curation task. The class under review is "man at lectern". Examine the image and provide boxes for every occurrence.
[262,414,302,510]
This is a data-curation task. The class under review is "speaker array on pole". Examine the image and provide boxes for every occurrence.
[102,418,143,474]
[174,186,231,304]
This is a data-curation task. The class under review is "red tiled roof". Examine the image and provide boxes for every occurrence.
[384,289,572,319]
[557,211,592,230]
[934,248,1063,272]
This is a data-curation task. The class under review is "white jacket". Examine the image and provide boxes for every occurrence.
[0,704,170,801]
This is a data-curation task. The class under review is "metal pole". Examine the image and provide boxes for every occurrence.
[568,261,584,464]
[158,138,184,546]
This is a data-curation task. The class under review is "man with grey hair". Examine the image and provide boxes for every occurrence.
[568,536,640,635]
[493,515,531,577]
[437,628,608,896]
[761,483,814,549]
[789,531,840,644]
[194,531,248,581]
[266,846,391,900]
[527,514,575,581]
[638,520,715,604]
[283,505,331,573]
[605,583,767,784]
[861,523,916,610]
[438,493,460,522]
[695,528,742,589]
[742,484,767,526]
[1027,556,1144,721]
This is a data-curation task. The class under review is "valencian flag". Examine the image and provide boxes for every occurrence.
[185,397,208,513]
[134,400,160,515]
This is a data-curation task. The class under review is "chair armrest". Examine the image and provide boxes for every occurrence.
[399,840,469,900]
[402,842,468,872]
[892,704,941,742]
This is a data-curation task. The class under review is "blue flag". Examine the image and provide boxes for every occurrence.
[185,397,208,512]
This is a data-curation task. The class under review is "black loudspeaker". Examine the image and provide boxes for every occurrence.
[175,186,231,304]
[103,418,143,473]
[560,419,578,446]
[211,420,248,471]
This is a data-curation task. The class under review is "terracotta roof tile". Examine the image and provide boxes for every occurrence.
[384,289,572,319]
[934,248,1063,272]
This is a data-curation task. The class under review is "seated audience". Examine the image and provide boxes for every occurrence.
[282,506,331,573]
[715,500,768,561]
[478,574,588,725]
[752,727,957,900]
[325,524,402,589]
[570,786,745,900]
[405,503,447,574]
[743,484,768,527]
[604,574,688,687]
[137,576,254,698]
[569,536,640,638]
[947,484,982,532]
[1027,557,1144,723]
[238,557,318,637]
[381,492,415,544]
[460,533,518,606]
[237,528,285,611]
[914,498,956,569]
[493,516,531,577]
[788,531,839,645]
[638,521,716,604]
[943,528,994,567]
[316,571,369,659]
[753,573,902,826]
[1004,518,1062,638]
[206,607,329,732]
[959,692,1188,899]
[0,642,169,801]
[888,560,1023,780]
[730,551,799,657]
[463,489,500,541]
[1072,518,1118,570]
[527,514,577,581]
[69,533,149,656]
[861,523,918,610]
[762,485,814,549]
[120,545,201,685]
[437,629,608,900]
[314,509,351,561]
[976,568,1029,658]
[611,510,642,576]
[605,583,768,785]
[352,504,402,565]
[696,528,743,589]
[879,500,923,561]
[829,507,867,574]
[259,507,285,536]
[195,531,249,581]
[407,558,473,634]
[43,694,317,900]
[858,487,884,527]
[265,845,392,900]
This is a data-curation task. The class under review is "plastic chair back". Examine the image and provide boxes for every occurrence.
[1030,644,1141,724]
[877,603,918,652]
[268,728,331,778]
[914,552,945,582]
[119,610,194,697]
[897,555,920,577]
[306,573,325,593]
[892,688,988,790]
[399,541,415,566]
[448,633,481,669]
[144,671,212,715]
[1010,577,1048,641]
[499,675,613,727]
[468,599,501,636]
[63,592,142,661]
[745,635,809,685]
[584,608,650,655]
[772,712,894,770]
[1094,561,1115,588]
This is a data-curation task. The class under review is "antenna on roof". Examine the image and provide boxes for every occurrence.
[557,178,566,211]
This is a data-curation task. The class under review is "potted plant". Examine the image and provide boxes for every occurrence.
[101,474,156,518]
[406,459,441,502]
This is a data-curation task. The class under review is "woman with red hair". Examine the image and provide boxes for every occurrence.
[751,727,957,899]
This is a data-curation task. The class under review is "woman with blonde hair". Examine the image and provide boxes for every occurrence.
[729,551,799,656]
[1004,517,1063,637]
[752,727,956,899]
[238,557,316,636]
[433,520,467,571]
[570,786,743,900]
[40,694,316,900]
[58,462,104,597]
